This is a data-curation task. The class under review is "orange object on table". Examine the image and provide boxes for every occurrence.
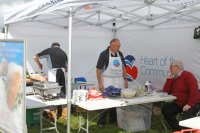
[174,129,200,133]
[30,74,47,81]
[88,88,104,100]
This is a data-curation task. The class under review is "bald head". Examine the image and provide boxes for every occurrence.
[109,38,121,53]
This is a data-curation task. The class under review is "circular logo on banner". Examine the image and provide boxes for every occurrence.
[125,55,138,82]
[113,60,120,67]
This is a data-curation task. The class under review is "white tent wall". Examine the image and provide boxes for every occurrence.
[0,33,5,38]
[8,22,113,84]
[7,22,200,89]
[4,0,200,90]
[117,25,200,89]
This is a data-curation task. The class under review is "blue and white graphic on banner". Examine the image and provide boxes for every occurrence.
[0,41,24,65]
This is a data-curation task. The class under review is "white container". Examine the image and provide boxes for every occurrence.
[145,81,151,93]
[117,103,152,132]
[121,88,137,99]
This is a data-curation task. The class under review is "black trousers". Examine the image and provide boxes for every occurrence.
[97,108,117,125]
[56,69,66,116]
[162,102,200,131]
[56,68,66,98]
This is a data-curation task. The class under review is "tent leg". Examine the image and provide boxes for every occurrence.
[113,29,117,38]
[4,24,8,39]
[67,6,73,133]
[112,22,116,38]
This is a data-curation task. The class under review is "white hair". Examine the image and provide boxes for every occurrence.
[171,60,184,70]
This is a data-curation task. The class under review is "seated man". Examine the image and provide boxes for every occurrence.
[162,60,200,131]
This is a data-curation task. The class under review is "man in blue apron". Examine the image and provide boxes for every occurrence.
[96,38,128,127]
[34,42,68,119]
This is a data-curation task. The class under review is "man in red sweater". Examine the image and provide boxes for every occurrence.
[162,60,200,131]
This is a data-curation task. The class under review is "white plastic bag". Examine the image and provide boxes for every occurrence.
[117,103,152,132]
[72,90,88,104]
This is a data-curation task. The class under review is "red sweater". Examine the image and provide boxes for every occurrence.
[163,70,200,107]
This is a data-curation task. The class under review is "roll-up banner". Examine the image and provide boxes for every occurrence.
[0,39,26,133]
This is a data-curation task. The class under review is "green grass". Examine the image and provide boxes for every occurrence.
[28,112,173,133]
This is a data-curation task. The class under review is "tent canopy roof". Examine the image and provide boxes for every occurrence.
[4,0,200,30]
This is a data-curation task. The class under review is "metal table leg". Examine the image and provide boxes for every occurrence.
[78,113,83,133]
[160,102,168,132]
[86,111,89,133]
[54,108,59,133]
[77,112,82,133]
[39,106,60,133]
[161,114,168,132]
[141,102,168,132]
[77,111,90,133]
[77,109,109,133]
[40,108,43,133]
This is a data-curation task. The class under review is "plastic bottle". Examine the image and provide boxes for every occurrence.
[145,81,151,93]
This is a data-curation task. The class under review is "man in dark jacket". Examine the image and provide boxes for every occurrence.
[96,38,128,127]
[34,42,68,120]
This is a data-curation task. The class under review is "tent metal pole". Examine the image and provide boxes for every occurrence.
[112,22,116,38]
[113,30,116,38]
[67,6,73,133]
[99,4,146,26]
[74,12,98,25]
[4,24,8,39]
[152,3,200,21]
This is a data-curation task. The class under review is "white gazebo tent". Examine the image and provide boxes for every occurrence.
[4,0,200,30]
[4,0,200,132]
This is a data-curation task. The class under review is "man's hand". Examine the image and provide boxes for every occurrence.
[33,55,43,70]
[96,69,103,91]
[98,83,104,91]
[167,74,174,79]
[65,67,68,73]
[183,104,191,112]
[124,79,128,88]
[38,63,43,70]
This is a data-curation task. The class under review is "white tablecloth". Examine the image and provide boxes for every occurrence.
[76,93,176,111]
[26,95,67,109]
[179,117,200,130]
